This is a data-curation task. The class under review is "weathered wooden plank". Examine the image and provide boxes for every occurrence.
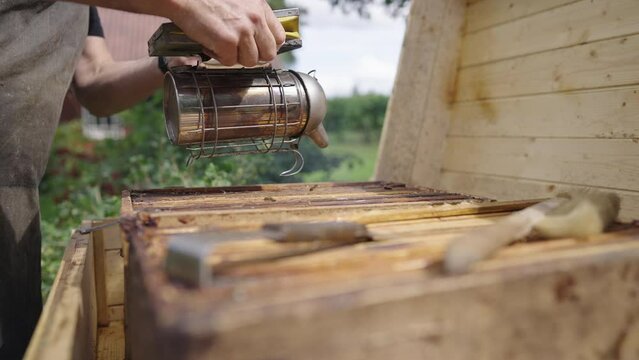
[24,227,97,360]
[376,0,465,184]
[127,224,639,359]
[211,252,639,360]
[121,191,133,267]
[368,213,507,236]
[121,190,134,215]
[143,199,540,229]
[132,188,434,207]
[144,208,518,237]
[466,0,579,33]
[134,193,475,213]
[192,214,508,273]
[100,221,121,251]
[133,189,422,208]
[131,182,428,213]
[108,305,124,322]
[81,231,98,358]
[106,250,124,307]
[97,321,125,360]
[132,181,398,201]
[24,265,67,360]
[209,229,637,310]
[130,183,457,213]
[443,137,639,192]
[456,33,639,101]
[151,225,639,308]
[462,0,639,66]
[204,229,639,289]
[93,226,109,327]
[440,170,639,221]
[449,86,639,138]
[409,0,467,188]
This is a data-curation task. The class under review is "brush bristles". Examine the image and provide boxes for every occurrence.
[533,190,620,239]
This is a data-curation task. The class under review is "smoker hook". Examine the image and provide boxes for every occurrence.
[186,154,196,167]
[280,149,304,177]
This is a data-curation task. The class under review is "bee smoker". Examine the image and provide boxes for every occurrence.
[149,9,328,176]
[163,67,328,176]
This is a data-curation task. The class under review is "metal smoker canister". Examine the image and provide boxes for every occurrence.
[163,68,329,167]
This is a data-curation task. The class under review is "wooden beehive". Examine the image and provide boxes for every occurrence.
[121,182,639,359]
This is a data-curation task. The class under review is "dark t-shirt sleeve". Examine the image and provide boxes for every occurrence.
[88,6,105,37]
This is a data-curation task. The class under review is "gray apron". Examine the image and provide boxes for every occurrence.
[0,1,88,358]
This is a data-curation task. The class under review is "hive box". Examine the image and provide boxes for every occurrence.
[121,182,639,360]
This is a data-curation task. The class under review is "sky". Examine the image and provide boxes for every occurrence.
[289,1,407,98]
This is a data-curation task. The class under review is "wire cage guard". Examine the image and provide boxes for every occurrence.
[164,67,328,176]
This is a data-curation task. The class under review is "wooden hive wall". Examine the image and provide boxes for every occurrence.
[376,0,639,221]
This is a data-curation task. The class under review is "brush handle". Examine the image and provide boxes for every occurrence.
[444,198,562,274]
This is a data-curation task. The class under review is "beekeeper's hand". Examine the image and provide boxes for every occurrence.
[169,0,286,66]
[71,0,286,67]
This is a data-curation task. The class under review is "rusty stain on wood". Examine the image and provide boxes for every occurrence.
[553,274,578,303]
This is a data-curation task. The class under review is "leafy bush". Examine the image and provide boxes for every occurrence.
[325,93,388,143]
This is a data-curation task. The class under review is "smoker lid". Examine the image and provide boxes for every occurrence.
[294,71,329,148]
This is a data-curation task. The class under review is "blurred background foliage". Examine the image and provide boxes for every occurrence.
[40,0,400,297]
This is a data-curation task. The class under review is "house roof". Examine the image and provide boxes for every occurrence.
[97,7,167,61]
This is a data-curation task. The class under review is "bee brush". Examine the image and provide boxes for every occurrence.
[444,191,621,275]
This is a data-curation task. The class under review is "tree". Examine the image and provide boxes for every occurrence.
[324,93,389,143]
